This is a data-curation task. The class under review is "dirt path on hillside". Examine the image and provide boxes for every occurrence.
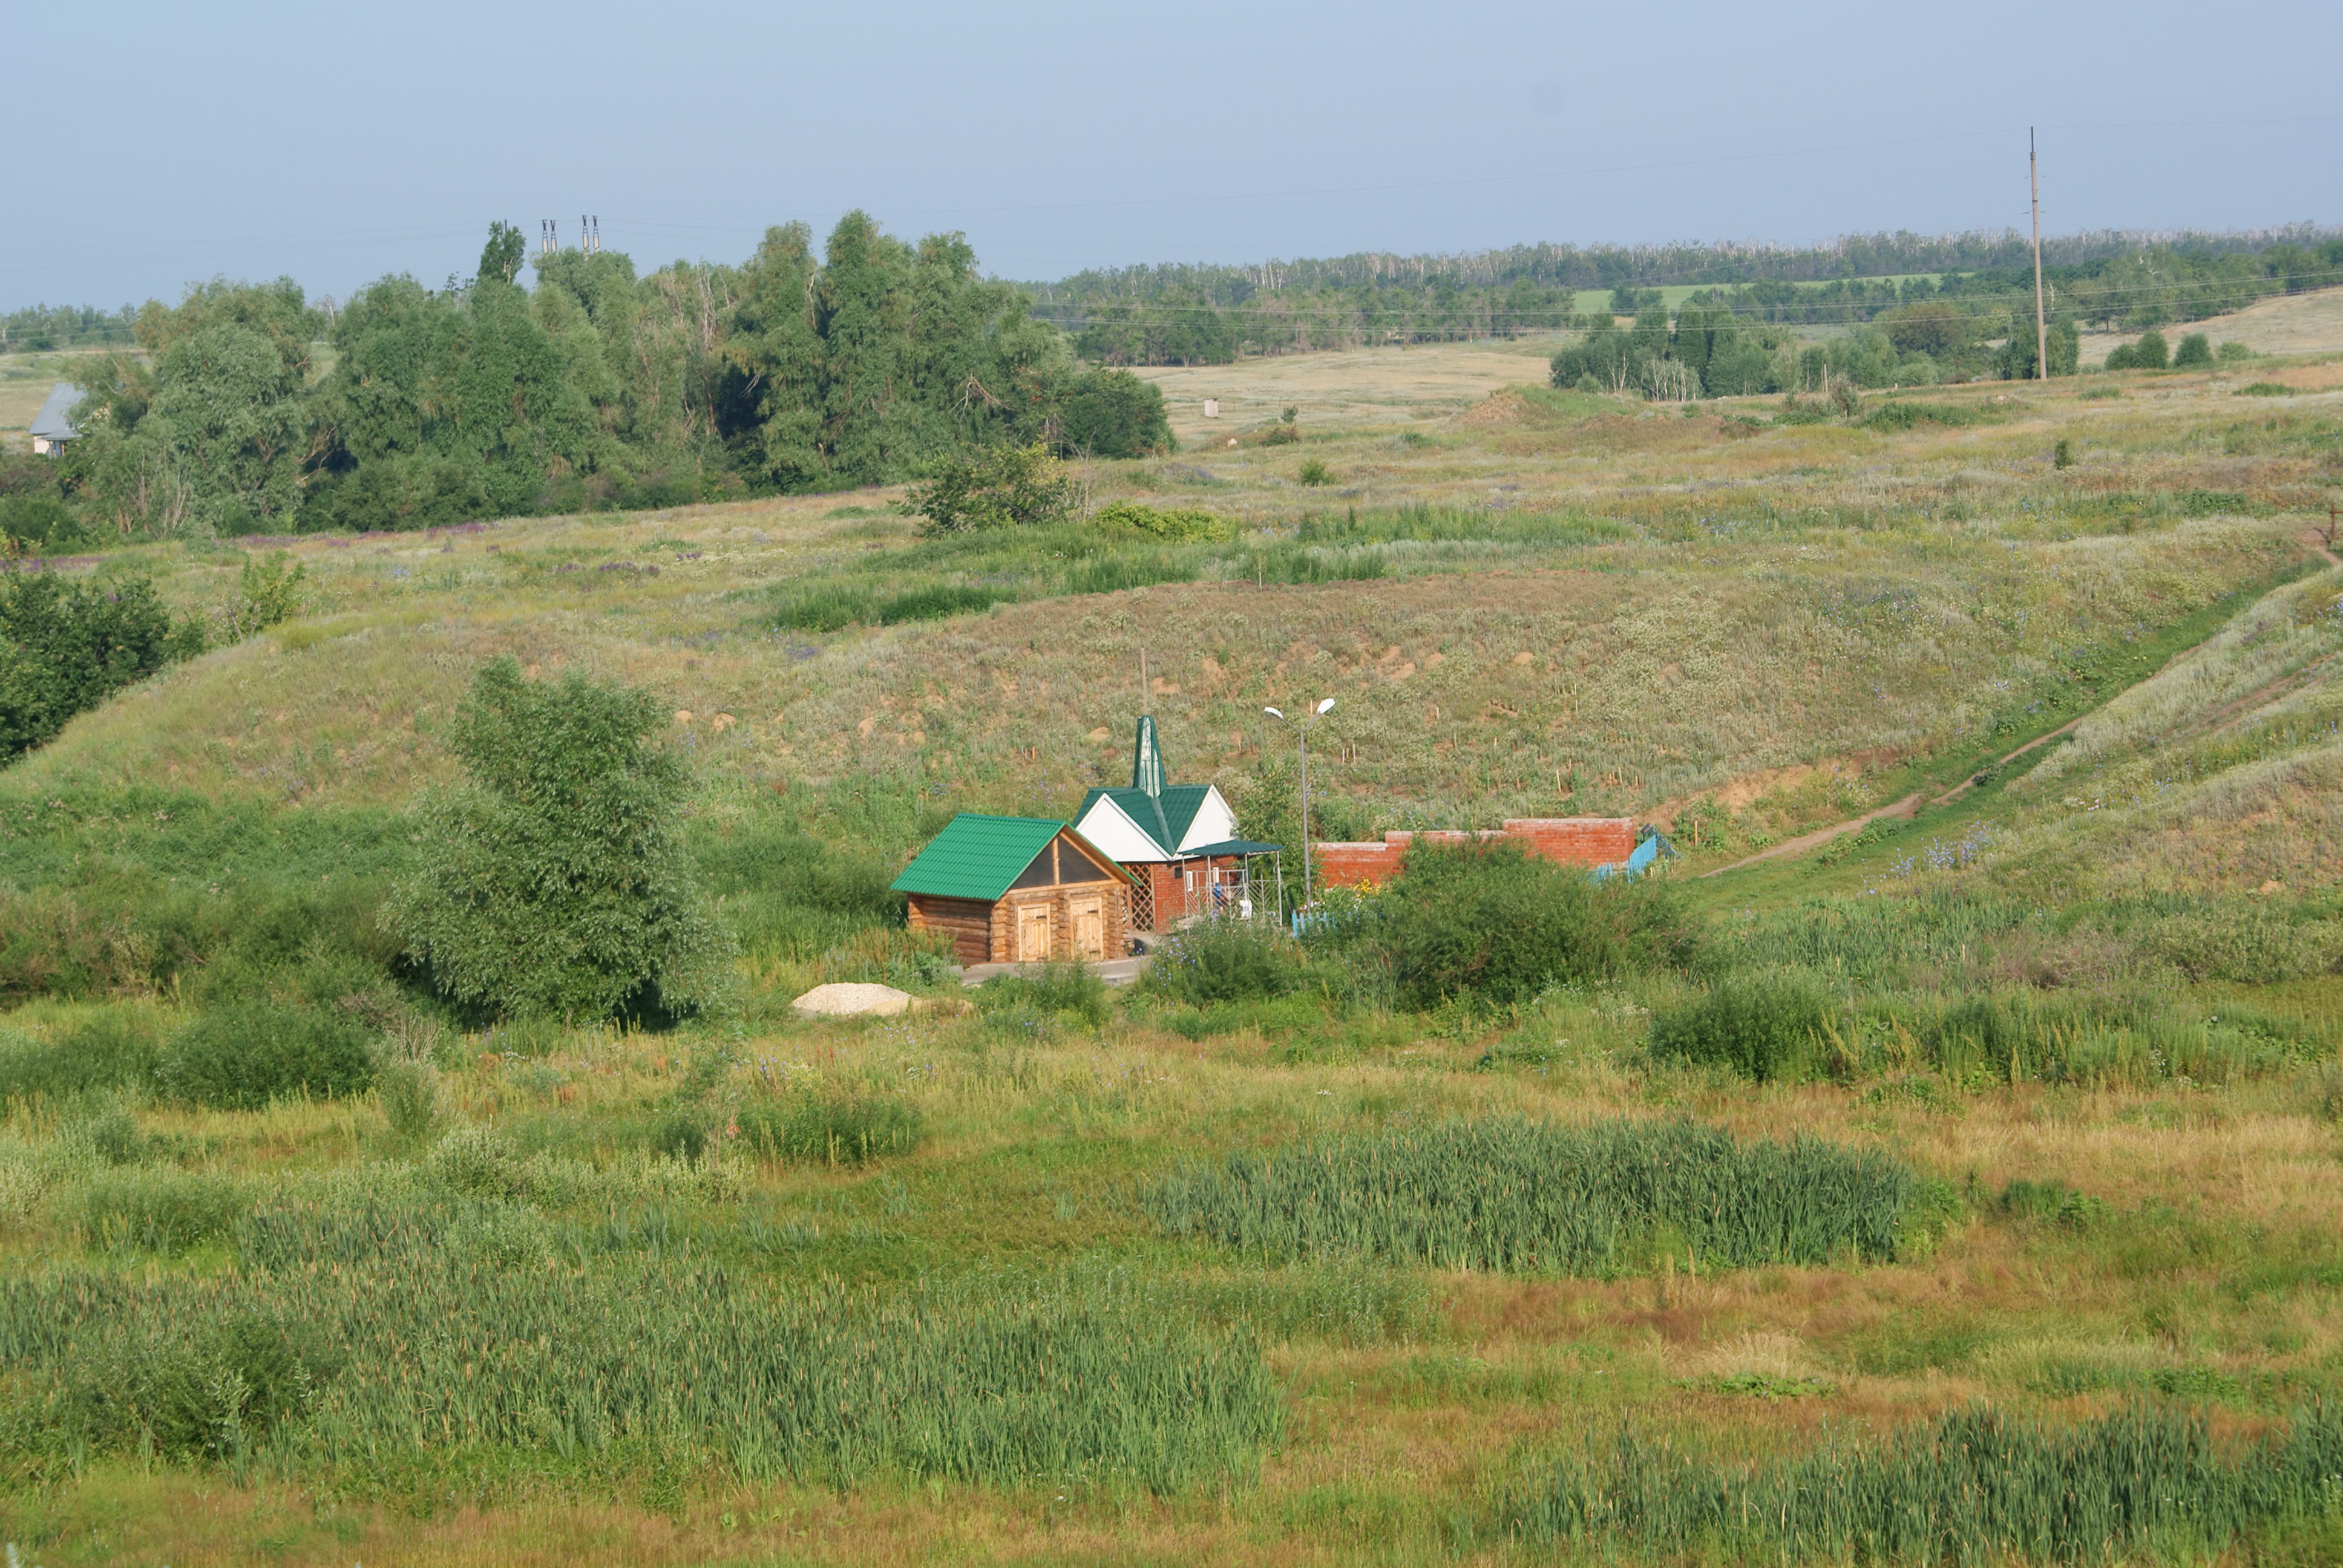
[1695,552,2338,880]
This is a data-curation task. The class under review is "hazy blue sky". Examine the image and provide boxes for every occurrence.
[8,0,2339,310]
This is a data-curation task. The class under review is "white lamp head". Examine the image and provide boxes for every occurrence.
[1316,697,1336,715]
[1263,706,1283,719]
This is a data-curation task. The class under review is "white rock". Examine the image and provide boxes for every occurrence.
[790,982,915,1019]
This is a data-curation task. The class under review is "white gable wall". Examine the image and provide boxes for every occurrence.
[1073,795,1170,863]
[1175,788,1239,852]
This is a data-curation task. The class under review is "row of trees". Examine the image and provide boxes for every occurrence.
[1550,299,2083,400]
[1031,225,2342,304]
[37,216,1175,540]
[0,303,139,352]
[1043,235,2343,366]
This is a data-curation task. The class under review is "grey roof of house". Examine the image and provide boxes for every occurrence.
[28,384,85,441]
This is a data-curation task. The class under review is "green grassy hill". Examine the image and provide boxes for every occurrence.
[3,339,2342,1566]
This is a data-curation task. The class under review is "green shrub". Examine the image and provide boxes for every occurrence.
[874,582,1011,623]
[1362,840,1697,1011]
[385,658,735,1025]
[1145,1115,1914,1274]
[2217,340,2254,362]
[2172,332,2215,368]
[1055,368,1175,458]
[0,493,95,553]
[1297,458,1333,486]
[2132,329,2169,369]
[1648,976,1831,1082]
[1864,400,1981,431]
[902,443,1073,534]
[0,570,203,760]
[1144,920,1308,1007]
[1092,500,1233,543]
[159,1001,376,1109]
[770,583,876,632]
[2239,381,2295,397]
[977,961,1111,1027]
[375,1060,441,1143]
[65,1167,246,1253]
[57,1308,338,1460]
[734,1088,924,1166]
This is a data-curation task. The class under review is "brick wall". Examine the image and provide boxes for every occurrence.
[1312,818,1636,889]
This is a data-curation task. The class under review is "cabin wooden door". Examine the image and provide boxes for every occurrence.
[1017,902,1052,962]
[1069,896,1104,959]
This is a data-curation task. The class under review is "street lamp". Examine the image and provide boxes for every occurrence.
[1264,697,1335,905]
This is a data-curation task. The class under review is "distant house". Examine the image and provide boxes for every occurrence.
[28,384,85,457]
[1314,818,1666,888]
[893,814,1132,965]
[1074,717,1271,929]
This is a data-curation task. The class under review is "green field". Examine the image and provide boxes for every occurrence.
[2,313,2342,1566]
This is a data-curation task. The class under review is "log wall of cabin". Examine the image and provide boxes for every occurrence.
[906,895,994,965]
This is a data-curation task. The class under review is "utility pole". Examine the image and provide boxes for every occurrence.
[1264,698,1335,906]
[2031,128,2050,381]
[1139,648,1150,716]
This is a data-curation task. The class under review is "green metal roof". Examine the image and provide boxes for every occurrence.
[890,814,1063,900]
[1077,784,1213,858]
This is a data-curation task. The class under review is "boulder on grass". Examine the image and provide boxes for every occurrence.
[790,982,915,1019]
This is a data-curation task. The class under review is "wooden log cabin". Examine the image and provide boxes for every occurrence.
[892,814,1133,965]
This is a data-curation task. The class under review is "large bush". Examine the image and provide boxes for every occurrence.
[1144,920,1308,1007]
[386,659,733,1024]
[1362,840,1697,1010]
[0,570,202,759]
[902,443,1074,534]
[1056,368,1175,458]
[159,1001,376,1109]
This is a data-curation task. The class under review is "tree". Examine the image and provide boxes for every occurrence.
[67,279,324,534]
[902,443,1073,534]
[479,221,526,286]
[2132,330,2169,370]
[1056,368,1175,458]
[385,659,733,1024]
[1877,299,1973,358]
[2001,316,2079,379]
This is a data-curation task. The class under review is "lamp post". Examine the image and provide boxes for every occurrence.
[1264,697,1335,906]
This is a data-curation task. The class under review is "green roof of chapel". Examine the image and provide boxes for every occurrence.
[1076,784,1214,858]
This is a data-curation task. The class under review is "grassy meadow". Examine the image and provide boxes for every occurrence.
[3,294,2343,1565]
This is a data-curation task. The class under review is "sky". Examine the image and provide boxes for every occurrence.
[8,0,2341,312]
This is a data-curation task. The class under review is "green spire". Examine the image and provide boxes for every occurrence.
[1131,715,1166,799]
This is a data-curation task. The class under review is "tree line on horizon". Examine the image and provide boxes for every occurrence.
[3,216,1175,544]
[1036,230,2343,365]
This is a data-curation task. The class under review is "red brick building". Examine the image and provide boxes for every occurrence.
[1313,818,1639,889]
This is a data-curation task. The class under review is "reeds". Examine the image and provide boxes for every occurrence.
[1144,1115,1914,1275]
[0,1201,1281,1492]
[1501,1400,2343,1564]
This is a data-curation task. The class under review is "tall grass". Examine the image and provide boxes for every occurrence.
[733,1086,925,1166]
[0,1207,1281,1492]
[1501,1400,2343,1564]
[1144,1116,1915,1275]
